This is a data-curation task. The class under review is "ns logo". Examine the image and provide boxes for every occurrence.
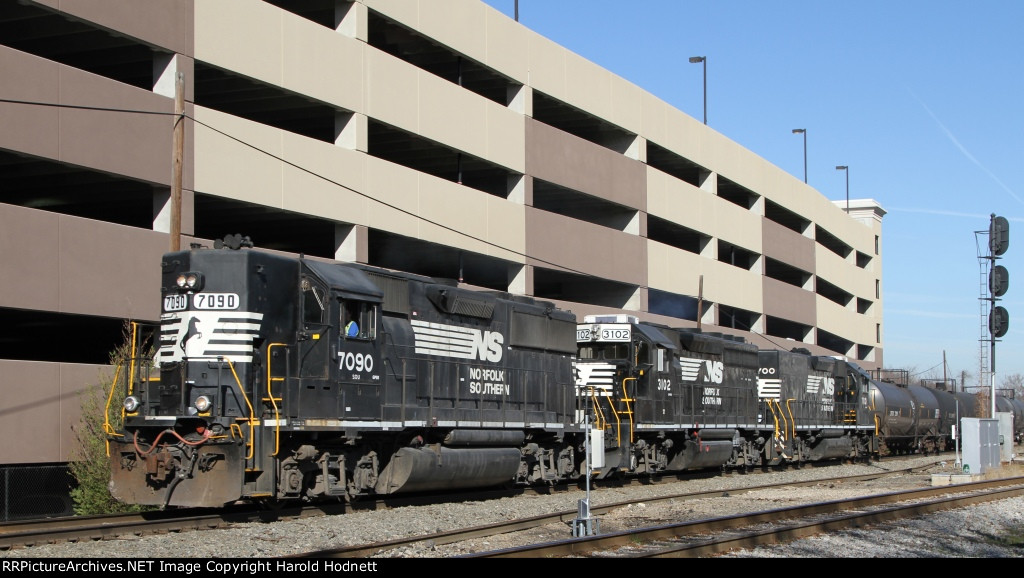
[471,331,504,363]
[704,360,724,384]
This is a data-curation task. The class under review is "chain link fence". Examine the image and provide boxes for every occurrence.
[0,464,75,521]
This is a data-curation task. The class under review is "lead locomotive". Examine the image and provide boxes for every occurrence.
[108,244,578,507]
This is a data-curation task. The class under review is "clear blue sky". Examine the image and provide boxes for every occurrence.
[482,0,1024,386]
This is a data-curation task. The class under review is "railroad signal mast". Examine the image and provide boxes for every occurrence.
[983,214,1009,418]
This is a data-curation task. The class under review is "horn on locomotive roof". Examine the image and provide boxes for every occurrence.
[214,234,253,250]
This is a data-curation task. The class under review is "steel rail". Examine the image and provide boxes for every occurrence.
[462,476,1024,558]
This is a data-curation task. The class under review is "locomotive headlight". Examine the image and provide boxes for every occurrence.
[123,396,140,413]
[194,395,212,413]
[175,272,204,292]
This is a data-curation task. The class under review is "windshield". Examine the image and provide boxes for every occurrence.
[578,342,631,361]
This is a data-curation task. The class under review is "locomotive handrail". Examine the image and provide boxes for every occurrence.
[771,399,789,453]
[103,321,145,439]
[589,390,608,432]
[102,363,124,458]
[128,321,141,397]
[621,376,637,444]
[606,380,624,448]
[266,342,288,456]
[103,364,123,436]
[223,357,257,461]
[785,398,796,441]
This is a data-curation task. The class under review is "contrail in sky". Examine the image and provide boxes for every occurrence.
[908,88,1024,206]
[886,207,1024,222]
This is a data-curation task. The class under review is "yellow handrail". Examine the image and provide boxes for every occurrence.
[265,343,287,456]
[621,376,637,444]
[127,321,140,397]
[766,399,781,441]
[785,398,796,441]
[224,357,258,460]
[103,364,123,437]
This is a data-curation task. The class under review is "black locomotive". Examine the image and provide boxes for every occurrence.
[575,315,876,475]
[108,245,577,508]
[106,245,1020,509]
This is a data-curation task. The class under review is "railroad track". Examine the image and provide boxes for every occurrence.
[0,457,945,553]
[0,470,713,551]
[459,476,1024,558]
[287,463,935,558]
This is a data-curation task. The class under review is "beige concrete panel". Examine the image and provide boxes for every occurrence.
[487,106,527,173]
[526,209,645,286]
[415,174,491,249]
[711,196,762,253]
[762,219,814,273]
[526,32,568,99]
[0,205,60,311]
[817,215,879,258]
[646,168,715,231]
[366,0,529,82]
[816,297,877,346]
[57,66,174,187]
[56,0,194,56]
[562,50,613,121]
[0,48,60,159]
[195,0,283,86]
[639,91,670,148]
[610,76,644,137]
[526,120,645,209]
[485,195,527,263]
[816,249,876,299]
[193,107,286,207]
[363,156,428,234]
[58,218,166,320]
[646,242,710,298]
[762,277,816,326]
[814,248,851,283]
[279,130,369,223]
[280,14,366,113]
[483,5,530,83]
[647,243,763,313]
[364,48,421,134]
[417,0,489,61]
[640,91,704,152]
[418,70,489,156]
[408,175,524,263]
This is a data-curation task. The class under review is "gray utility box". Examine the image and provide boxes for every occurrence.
[961,418,1000,475]
[998,411,1015,462]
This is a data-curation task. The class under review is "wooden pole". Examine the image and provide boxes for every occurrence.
[170,71,184,251]
[696,275,704,331]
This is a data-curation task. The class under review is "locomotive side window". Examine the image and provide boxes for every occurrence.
[340,300,377,341]
[302,277,325,324]
[636,341,651,366]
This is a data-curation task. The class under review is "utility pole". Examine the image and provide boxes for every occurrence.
[171,72,184,252]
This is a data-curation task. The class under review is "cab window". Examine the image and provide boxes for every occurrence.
[340,300,377,341]
[302,277,325,325]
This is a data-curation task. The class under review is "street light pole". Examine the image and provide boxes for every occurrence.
[836,165,849,212]
[792,129,806,183]
[689,56,706,125]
